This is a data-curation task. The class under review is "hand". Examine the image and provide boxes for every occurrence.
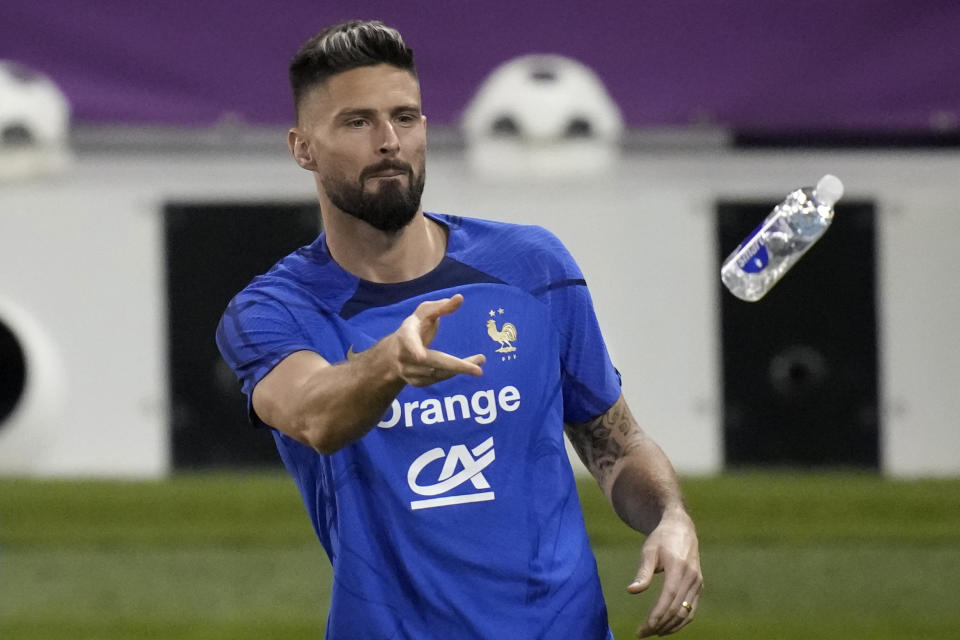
[390,293,485,386]
[628,511,703,637]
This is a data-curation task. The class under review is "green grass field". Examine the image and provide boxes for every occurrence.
[2,471,959,639]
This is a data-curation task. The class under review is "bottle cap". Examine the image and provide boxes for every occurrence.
[814,174,844,207]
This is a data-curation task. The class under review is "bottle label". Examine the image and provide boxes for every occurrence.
[736,223,769,273]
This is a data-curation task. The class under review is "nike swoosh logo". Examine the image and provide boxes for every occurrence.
[346,345,363,361]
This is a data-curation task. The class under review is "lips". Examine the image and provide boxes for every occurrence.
[363,163,410,180]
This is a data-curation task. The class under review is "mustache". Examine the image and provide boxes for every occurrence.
[360,160,413,181]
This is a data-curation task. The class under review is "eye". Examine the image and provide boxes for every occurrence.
[346,119,368,129]
[396,113,419,126]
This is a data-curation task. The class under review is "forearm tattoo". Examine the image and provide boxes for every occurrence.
[565,396,644,489]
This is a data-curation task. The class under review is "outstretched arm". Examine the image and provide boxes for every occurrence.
[565,394,703,637]
[254,294,485,454]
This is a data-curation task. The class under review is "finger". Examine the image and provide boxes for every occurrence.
[424,350,484,377]
[660,580,703,635]
[659,596,697,636]
[658,593,700,636]
[395,320,431,361]
[627,545,659,594]
[648,567,702,636]
[405,371,440,387]
[404,352,484,386]
[414,294,464,321]
[463,353,487,369]
[641,571,685,636]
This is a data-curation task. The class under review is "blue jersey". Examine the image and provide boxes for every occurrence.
[217,213,621,639]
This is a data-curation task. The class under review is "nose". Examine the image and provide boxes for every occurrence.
[378,122,400,156]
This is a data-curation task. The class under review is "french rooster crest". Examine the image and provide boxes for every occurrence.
[486,318,517,353]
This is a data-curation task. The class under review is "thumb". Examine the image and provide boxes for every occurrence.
[627,545,658,594]
[416,293,463,321]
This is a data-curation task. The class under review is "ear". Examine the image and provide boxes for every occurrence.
[287,128,316,171]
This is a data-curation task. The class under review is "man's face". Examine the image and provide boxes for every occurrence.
[296,64,426,233]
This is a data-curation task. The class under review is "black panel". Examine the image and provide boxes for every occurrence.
[164,202,319,468]
[734,129,960,149]
[717,199,879,469]
[0,318,27,428]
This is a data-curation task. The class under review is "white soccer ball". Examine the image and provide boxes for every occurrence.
[461,54,624,180]
[0,60,71,181]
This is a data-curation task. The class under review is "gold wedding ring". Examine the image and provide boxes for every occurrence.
[681,601,693,612]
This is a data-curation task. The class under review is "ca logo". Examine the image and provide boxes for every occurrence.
[407,437,496,510]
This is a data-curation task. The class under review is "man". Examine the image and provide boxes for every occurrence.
[217,19,702,639]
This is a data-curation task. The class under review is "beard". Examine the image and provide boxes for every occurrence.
[322,159,426,234]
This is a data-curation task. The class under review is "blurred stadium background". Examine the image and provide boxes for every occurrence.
[2,1,959,638]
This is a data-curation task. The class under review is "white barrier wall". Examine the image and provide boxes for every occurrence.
[1,145,957,477]
[0,183,168,477]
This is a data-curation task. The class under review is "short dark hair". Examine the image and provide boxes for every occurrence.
[289,20,417,115]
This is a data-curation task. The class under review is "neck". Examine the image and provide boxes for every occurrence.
[322,206,446,283]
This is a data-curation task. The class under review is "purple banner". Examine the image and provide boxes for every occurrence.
[1,1,958,130]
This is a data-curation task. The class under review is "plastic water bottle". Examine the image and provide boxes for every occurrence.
[721,174,844,302]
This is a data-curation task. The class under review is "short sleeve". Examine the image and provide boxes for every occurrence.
[529,231,622,423]
[215,291,319,427]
